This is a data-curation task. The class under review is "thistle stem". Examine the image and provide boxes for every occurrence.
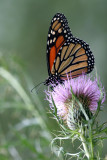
[80,133,90,159]
[89,124,94,159]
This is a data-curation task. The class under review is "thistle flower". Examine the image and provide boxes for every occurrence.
[46,75,105,129]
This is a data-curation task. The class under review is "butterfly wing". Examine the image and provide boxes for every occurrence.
[51,39,94,79]
[47,13,73,76]
[46,13,94,82]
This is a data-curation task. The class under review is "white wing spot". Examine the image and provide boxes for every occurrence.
[50,39,52,44]
[52,31,55,35]
[47,41,49,45]
[53,37,56,42]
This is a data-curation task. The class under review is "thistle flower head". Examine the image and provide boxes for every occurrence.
[45,75,105,129]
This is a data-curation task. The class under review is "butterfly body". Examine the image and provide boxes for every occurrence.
[45,13,94,86]
[44,74,63,86]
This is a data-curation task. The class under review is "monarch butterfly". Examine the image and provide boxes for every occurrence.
[44,13,94,86]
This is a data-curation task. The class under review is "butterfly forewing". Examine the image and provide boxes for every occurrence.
[47,13,73,76]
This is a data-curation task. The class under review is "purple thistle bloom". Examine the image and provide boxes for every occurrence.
[45,75,105,122]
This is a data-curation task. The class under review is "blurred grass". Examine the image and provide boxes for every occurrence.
[0,0,107,159]
[0,53,63,160]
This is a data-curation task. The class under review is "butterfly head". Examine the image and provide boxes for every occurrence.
[44,74,63,86]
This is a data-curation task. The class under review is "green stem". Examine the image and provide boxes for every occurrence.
[80,131,90,159]
[89,124,94,159]
[80,125,96,160]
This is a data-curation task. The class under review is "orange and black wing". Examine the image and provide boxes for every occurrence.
[51,40,94,79]
[46,13,94,80]
[47,13,73,76]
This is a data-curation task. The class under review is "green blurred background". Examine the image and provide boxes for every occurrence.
[0,0,107,159]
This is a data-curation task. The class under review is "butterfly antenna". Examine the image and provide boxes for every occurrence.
[31,81,44,93]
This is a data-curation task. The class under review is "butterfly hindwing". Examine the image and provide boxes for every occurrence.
[53,39,94,79]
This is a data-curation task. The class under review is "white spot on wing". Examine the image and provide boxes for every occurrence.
[47,41,49,45]
[53,37,56,42]
[50,39,52,44]
[52,31,55,35]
